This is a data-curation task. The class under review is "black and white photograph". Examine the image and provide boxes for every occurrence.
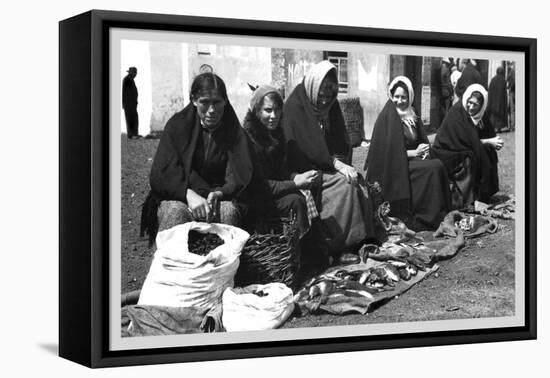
[107,25,528,352]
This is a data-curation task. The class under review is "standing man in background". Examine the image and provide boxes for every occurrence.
[123,66,140,139]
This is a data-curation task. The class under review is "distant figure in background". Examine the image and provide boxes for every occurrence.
[122,66,140,139]
[450,61,462,105]
[455,59,482,99]
[439,58,454,126]
[487,67,508,133]
[507,62,516,130]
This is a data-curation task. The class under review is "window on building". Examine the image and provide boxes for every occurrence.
[324,51,349,94]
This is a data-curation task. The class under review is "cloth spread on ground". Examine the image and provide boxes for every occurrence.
[293,219,470,315]
[294,260,440,315]
[474,196,515,219]
[121,304,223,337]
[290,205,507,316]
[434,210,498,238]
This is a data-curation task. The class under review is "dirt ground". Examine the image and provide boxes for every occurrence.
[121,131,516,325]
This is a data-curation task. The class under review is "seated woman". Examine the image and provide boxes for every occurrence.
[366,76,451,230]
[140,73,252,244]
[432,83,503,209]
[242,85,316,237]
[282,60,376,254]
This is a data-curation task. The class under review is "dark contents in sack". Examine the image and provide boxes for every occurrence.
[188,230,224,256]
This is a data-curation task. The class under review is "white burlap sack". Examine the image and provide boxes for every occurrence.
[222,283,295,332]
[138,222,250,309]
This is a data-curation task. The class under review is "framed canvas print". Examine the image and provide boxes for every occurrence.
[59,9,536,368]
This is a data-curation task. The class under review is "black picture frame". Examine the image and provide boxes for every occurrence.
[59,9,537,368]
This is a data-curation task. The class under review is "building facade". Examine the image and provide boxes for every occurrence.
[121,41,512,138]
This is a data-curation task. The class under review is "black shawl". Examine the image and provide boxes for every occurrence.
[432,102,493,194]
[140,101,252,243]
[365,100,427,203]
[282,82,350,173]
[242,111,302,198]
[242,110,287,180]
[456,63,482,98]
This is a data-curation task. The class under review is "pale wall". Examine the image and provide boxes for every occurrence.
[149,42,185,132]
[187,45,272,122]
[347,52,391,139]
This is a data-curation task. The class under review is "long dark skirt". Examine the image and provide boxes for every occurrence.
[406,158,451,230]
[490,113,506,132]
[317,172,374,253]
[479,146,499,202]
[449,148,499,209]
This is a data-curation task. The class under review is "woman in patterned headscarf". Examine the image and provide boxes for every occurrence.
[282,61,377,255]
[366,76,450,230]
[433,84,503,208]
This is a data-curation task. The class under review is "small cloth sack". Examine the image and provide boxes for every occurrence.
[222,283,294,332]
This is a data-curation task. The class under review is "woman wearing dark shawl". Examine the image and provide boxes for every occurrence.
[487,67,508,132]
[242,85,315,237]
[365,76,451,230]
[455,59,482,99]
[432,84,503,209]
[282,61,375,253]
[140,73,252,244]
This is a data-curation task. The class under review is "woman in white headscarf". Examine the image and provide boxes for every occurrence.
[282,61,377,256]
[366,76,451,230]
[433,84,503,208]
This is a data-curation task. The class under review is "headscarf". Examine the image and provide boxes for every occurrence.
[282,61,350,172]
[432,99,494,199]
[366,76,428,205]
[388,75,418,126]
[461,84,488,126]
[303,60,339,122]
[248,84,280,113]
[243,85,283,151]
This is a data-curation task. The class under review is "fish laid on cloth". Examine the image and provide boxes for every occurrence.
[294,260,439,315]
[434,211,498,239]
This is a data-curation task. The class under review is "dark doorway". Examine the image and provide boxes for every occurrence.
[476,59,489,88]
[404,56,423,119]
